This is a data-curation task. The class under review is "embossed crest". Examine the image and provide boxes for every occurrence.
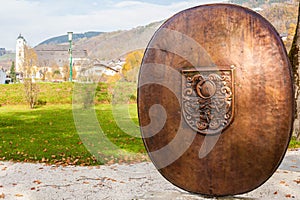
[182,67,235,135]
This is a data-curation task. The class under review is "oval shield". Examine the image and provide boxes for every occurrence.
[138,4,294,196]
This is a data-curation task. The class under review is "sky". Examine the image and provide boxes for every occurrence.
[0,0,223,50]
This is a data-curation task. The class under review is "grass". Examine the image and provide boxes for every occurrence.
[0,104,299,166]
[289,136,300,149]
[0,82,137,106]
[0,82,299,166]
[0,104,147,166]
[0,82,73,105]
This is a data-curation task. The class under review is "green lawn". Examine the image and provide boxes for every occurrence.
[0,82,137,106]
[0,103,299,166]
[0,82,74,105]
[0,104,147,166]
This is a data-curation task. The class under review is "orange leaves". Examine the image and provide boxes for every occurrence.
[294,179,300,184]
[280,180,289,187]
[285,194,292,198]
[40,154,94,166]
[73,159,79,164]
[33,180,42,184]
[122,50,144,82]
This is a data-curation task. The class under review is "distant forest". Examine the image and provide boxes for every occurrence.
[38,32,103,46]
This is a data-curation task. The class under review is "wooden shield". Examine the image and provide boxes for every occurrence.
[138,4,294,196]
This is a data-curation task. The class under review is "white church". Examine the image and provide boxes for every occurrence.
[16,34,26,73]
[15,34,42,81]
[0,34,26,84]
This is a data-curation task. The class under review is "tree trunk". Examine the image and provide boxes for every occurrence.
[289,2,300,140]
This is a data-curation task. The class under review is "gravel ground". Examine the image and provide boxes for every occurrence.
[0,149,299,200]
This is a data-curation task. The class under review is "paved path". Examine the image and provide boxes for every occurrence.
[0,150,299,200]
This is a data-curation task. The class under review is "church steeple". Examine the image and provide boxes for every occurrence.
[16,34,26,73]
[17,33,26,42]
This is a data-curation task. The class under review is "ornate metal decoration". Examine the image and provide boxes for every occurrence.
[182,67,235,135]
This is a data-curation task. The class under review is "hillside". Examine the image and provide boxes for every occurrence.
[0,53,15,70]
[231,0,298,51]
[38,32,103,45]
[34,21,163,66]
[77,21,163,60]
[0,53,15,62]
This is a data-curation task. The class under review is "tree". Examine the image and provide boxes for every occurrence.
[45,71,52,81]
[286,23,297,52]
[51,63,62,80]
[289,2,300,140]
[24,78,39,109]
[23,45,38,79]
[22,45,39,108]
[260,3,298,37]
[102,73,122,83]
[63,63,77,81]
[10,61,16,83]
[122,50,144,82]
[38,59,50,81]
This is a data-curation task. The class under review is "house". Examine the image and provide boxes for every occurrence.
[77,58,124,82]
[0,48,6,56]
[0,69,6,84]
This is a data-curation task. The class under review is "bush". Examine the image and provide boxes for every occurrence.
[37,99,47,106]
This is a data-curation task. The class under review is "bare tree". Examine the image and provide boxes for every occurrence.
[24,78,39,109]
[38,59,50,81]
[23,45,38,79]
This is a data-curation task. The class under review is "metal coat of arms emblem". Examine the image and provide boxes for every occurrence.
[182,66,235,135]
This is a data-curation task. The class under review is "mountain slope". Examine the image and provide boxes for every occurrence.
[38,32,104,46]
[34,21,163,66]
[78,21,163,60]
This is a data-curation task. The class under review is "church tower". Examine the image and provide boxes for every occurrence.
[15,34,26,73]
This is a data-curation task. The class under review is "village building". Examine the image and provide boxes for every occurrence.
[0,68,6,84]
[15,34,26,74]
[13,33,125,82]
[0,48,6,56]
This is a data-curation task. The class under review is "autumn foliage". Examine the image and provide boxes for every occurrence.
[122,50,144,82]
